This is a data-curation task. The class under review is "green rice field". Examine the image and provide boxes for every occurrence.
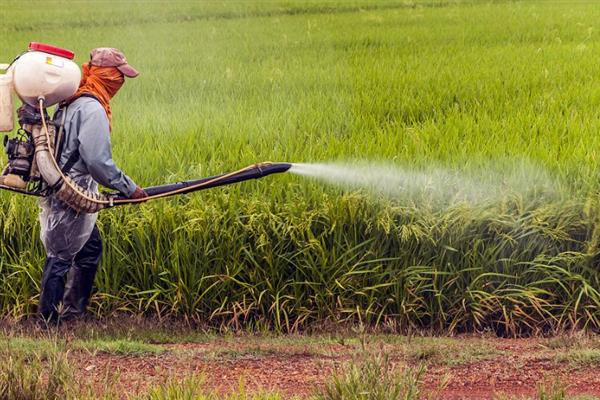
[2,0,600,335]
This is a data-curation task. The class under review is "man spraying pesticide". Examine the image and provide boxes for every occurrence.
[39,47,149,321]
[0,43,291,322]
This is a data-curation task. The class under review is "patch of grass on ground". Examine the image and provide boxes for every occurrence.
[315,353,426,400]
[74,339,166,356]
[0,336,62,359]
[138,377,289,400]
[541,335,600,367]
[543,335,600,351]
[0,327,167,357]
[555,349,600,367]
[0,349,70,400]
[402,337,501,366]
[201,347,278,361]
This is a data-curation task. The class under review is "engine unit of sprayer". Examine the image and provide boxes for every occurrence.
[4,134,34,178]
[2,105,53,191]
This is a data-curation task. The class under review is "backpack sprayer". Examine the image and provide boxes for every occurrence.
[0,43,291,213]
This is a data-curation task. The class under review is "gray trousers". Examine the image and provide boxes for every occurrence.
[39,225,102,321]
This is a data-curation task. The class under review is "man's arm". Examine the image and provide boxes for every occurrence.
[75,104,138,197]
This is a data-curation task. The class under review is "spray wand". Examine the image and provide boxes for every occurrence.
[110,162,292,205]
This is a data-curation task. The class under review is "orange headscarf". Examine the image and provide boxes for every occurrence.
[71,63,124,129]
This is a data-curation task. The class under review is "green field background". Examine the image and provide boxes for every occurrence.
[2,0,600,334]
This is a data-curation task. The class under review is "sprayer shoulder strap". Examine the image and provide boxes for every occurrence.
[56,94,100,175]
[53,104,78,175]
[61,150,80,175]
[54,106,68,164]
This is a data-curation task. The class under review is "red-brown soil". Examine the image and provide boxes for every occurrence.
[63,336,600,399]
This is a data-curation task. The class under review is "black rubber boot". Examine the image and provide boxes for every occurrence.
[39,257,72,321]
[63,225,102,319]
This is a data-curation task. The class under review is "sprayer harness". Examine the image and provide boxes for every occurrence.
[37,98,263,210]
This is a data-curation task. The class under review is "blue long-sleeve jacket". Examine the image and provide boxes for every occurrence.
[53,97,137,196]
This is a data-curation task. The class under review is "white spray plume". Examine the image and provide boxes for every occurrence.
[289,160,560,206]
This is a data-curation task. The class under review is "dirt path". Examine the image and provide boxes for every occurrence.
[64,336,600,399]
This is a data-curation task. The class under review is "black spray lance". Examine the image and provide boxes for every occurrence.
[110,162,292,205]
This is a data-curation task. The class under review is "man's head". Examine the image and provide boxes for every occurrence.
[79,47,139,99]
[74,47,139,126]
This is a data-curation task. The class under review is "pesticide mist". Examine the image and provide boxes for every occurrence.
[290,160,561,207]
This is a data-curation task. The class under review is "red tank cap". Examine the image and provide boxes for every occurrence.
[28,42,75,60]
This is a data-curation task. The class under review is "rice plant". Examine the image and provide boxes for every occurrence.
[2,0,600,334]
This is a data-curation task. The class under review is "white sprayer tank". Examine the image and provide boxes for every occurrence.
[12,43,80,108]
[0,64,13,132]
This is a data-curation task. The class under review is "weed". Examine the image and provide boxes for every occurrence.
[0,350,70,400]
[315,353,425,400]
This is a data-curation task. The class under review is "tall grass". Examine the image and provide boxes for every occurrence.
[2,1,600,334]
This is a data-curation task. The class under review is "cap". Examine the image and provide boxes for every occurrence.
[29,42,75,60]
[89,47,139,78]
